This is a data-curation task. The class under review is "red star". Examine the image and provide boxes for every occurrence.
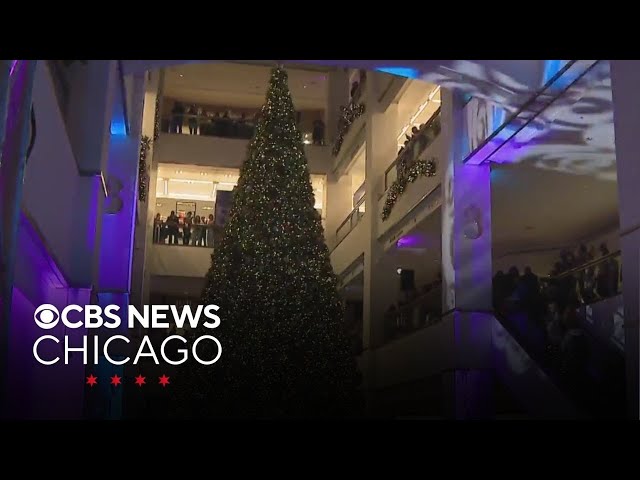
[86,374,98,387]
[158,374,170,387]
[134,374,146,387]
[110,374,122,386]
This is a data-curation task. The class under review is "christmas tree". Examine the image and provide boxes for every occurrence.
[176,66,362,417]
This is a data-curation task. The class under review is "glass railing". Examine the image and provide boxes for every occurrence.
[384,109,442,192]
[152,217,220,248]
[335,195,366,245]
[161,113,257,140]
[544,250,622,305]
[382,283,442,344]
[160,113,322,144]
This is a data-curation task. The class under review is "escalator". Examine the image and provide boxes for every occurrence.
[493,254,626,419]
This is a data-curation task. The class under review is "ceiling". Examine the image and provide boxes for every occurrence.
[489,61,619,254]
[163,62,329,110]
[491,162,619,255]
[125,59,552,112]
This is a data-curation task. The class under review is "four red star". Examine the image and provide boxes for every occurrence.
[158,375,170,387]
[85,374,171,387]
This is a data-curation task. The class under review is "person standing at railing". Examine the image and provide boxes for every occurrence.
[171,102,185,134]
[187,105,198,135]
[153,213,163,244]
[183,211,193,245]
[192,215,203,246]
[166,211,179,244]
[206,214,215,247]
[198,107,208,135]
[312,119,325,146]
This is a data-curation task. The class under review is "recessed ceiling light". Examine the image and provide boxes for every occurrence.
[179,74,184,78]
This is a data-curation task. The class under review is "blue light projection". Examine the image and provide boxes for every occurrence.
[110,119,127,136]
[542,60,574,90]
[376,67,421,79]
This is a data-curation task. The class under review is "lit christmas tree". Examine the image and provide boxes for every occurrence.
[176,66,362,417]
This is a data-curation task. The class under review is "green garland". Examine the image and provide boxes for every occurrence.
[332,102,365,157]
[382,158,437,221]
[153,93,161,141]
[138,135,152,202]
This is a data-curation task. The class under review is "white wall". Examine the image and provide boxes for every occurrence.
[153,133,333,174]
[148,244,213,278]
[330,215,368,276]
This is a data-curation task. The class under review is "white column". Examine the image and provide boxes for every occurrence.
[364,102,398,349]
[97,72,145,294]
[440,88,494,419]
[63,61,118,287]
[609,60,640,419]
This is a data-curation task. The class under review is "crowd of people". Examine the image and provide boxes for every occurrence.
[492,242,622,396]
[153,211,222,247]
[165,101,326,144]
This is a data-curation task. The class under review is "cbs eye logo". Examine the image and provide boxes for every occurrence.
[34,304,60,329]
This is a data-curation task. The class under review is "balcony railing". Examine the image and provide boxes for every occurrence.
[541,250,622,306]
[160,113,323,145]
[152,217,220,248]
[335,194,366,245]
[384,108,442,192]
[161,113,256,140]
[383,283,443,344]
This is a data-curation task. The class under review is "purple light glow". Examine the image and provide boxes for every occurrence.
[9,60,18,77]
[396,234,422,248]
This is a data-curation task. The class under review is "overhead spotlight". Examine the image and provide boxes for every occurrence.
[396,268,402,275]
[179,74,184,78]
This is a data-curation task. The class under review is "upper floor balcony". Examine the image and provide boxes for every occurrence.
[154,114,332,174]
[377,109,443,238]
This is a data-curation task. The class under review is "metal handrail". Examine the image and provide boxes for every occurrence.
[384,108,442,191]
[335,194,366,238]
[546,250,621,281]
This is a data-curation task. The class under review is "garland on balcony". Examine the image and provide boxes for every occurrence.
[332,102,366,157]
[153,92,161,141]
[138,135,152,202]
[382,158,437,221]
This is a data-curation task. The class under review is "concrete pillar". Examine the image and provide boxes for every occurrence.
[609,60,640,419]
[0,60,37,413]
[98,72,145,294]
[131,70,161,309]
[63,61,118,287]
[364,101,399,349]
[88,72,145,420]
[326,69,350,146]
[440,88,494,419]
